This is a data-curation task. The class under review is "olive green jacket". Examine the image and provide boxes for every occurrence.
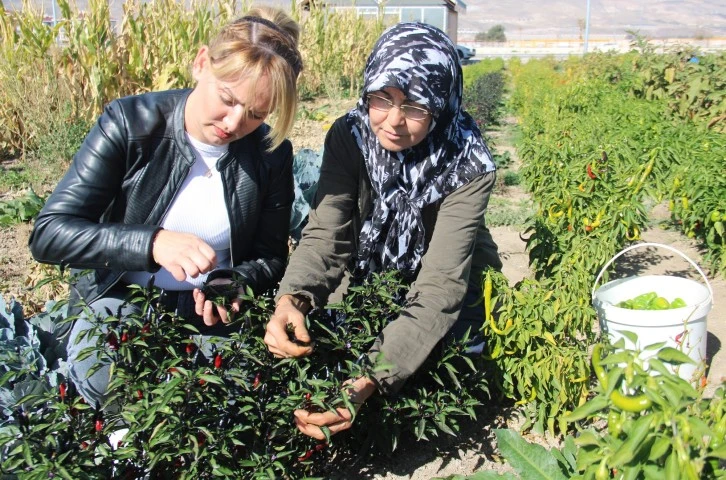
[278,116,501,394]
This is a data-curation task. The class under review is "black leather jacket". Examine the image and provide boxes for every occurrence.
[29,89,293,311]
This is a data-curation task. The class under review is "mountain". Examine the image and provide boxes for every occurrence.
[457,0,726,41]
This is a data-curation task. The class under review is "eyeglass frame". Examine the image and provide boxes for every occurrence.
[366,93,431,121]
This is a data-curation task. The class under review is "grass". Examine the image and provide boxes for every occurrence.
[487,195,533,227]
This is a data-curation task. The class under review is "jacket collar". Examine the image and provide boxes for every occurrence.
[173,89,197,167]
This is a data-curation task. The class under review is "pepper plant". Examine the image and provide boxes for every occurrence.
[563,339,725,479]
[0,271,493,478]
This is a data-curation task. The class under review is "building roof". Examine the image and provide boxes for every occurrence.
[299,0,462,12]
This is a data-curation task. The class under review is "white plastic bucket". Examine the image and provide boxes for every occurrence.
[592,243,714,382]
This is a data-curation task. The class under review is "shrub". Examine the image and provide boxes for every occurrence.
[462,58,505,90]
[0,272,492,478]
[474,25,507,43]
[464,71,506,128]
[502,171,521,186]
[0,189,45,226]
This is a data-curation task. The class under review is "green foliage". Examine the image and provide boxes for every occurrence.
[562,341,725,479]
[0,189,45,226]
[668,137,726,276]
[626,35,726,131]
[475,25,507,43]
[462,58,505,90]
[446,342,725,479]
[0,296,69,426]
[0,272,492,478]
[28,105,90,181]
[502,171,520,187]
[465,71,506,128]
[0,1,379,165]
[481,271,593,436]
[295,5,384,100]
[486,197,532,228]
[511,53,726,278]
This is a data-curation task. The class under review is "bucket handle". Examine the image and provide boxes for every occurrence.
[591,242,714,305]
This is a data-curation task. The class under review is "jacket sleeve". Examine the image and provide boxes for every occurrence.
[367,170,497,395]
[274,118,359,306]
[28,100,161,272]
[208,139,295,294]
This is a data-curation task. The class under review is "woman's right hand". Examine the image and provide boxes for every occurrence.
[264,295,314,358]
[151,230,217,281]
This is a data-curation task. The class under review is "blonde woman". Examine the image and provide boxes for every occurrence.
[29,6,303,407]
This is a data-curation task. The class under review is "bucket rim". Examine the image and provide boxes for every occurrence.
[591,242,713,308]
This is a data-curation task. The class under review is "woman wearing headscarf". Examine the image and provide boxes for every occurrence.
[264,22,502,439]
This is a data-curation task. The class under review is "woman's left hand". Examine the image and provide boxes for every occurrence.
[293,377,376,440]
[193,280,241,325]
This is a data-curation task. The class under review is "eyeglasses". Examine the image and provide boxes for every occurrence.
[366,94,431,121]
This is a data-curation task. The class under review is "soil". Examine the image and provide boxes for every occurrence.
[1,100,723,479]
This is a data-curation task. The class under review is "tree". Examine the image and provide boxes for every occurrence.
[475,24,507,43]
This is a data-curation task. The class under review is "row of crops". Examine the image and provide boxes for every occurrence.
[478,45,725,478]
[0,0,384,158]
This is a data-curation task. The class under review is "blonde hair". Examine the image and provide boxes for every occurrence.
[207,6,303,151]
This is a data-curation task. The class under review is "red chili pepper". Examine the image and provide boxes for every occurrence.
[297,449,314,462]
[59,383,67,401]
[253,373,261,389]
[314,443,326,451]
[95,419,103,432]
[186,343,195,354]
[197,432,206,446]
[214,354,223,369]
[141,323,151,334]
[587,163,597,180]
[136,390,143,400]
[121,332,129,343]
[168,367,178,374]
[199,378,207,386]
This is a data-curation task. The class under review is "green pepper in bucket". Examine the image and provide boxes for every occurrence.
[616,291,687,310]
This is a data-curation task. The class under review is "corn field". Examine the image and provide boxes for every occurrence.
[0,0,385,157]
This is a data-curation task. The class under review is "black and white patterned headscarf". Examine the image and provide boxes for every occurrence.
[348,22,495,278]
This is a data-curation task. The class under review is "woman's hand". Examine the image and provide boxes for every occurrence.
[264,295,313,358]
[294,377,376,440]
[152,230,217,281]
[193,279,241,326]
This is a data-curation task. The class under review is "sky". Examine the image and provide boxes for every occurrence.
[7,0,726,41]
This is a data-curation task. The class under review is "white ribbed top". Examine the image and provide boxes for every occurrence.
[123,134,232,290]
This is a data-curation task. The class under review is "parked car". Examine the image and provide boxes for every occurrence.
[456,44,476,63]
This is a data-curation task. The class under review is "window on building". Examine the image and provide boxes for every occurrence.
[400,7,422,23]
[422,8,445,31]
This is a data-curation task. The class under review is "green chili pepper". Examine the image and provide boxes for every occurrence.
[592,344,653,412]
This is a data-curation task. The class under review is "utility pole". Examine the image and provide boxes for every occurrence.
[584,0,591,53]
